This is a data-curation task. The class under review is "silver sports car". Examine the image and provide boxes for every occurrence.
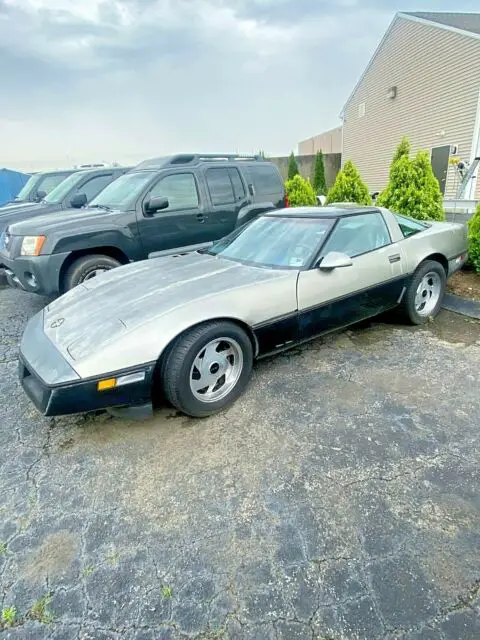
[19,206,468,418]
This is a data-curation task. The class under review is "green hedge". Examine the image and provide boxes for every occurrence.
[468,203,480,273]
[285,175,317,207]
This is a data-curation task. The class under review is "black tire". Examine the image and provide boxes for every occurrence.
[402,260,446,325]
[162,321,253,418]
[63,254,121,291]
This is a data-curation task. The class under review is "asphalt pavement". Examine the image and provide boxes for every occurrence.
[0,285,479,639]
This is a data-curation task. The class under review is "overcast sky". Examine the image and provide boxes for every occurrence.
[1,0,479,171]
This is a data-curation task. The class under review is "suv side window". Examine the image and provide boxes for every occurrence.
[77,174,114,202]
[250,164,283,197]
[228,168,246,201]
[321,213,391,258]
[148,173,199,211]
[206,168,235,205]
[37,174,68,195]
[394,213,427,238]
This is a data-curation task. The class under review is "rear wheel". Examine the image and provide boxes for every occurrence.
[402,260,446,325]
[63,254,121,291]
[162,321,253,417]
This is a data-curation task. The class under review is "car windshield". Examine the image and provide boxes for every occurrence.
[44,172,84,204]
[207,215,334,268]
[14,175,38,200]
[89,171,153,210]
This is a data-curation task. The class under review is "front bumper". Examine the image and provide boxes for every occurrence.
[0,250,69,296]
[19,313,155,417]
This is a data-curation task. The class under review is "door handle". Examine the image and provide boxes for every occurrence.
[388,254,401,263]
[196,213,208,223]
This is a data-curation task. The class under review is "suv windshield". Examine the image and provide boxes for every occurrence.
[14,175,38,201]
[207,215,334,268]
[89,171,153,210]
[44,172,84,204]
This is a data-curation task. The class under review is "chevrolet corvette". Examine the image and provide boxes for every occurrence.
[19,206,468,418]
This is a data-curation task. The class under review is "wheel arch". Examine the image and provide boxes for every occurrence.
[155,316,258,371]
[59,247,130,292]
[419,252,448,275]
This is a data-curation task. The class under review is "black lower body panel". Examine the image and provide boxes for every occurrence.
[19,357,154,417]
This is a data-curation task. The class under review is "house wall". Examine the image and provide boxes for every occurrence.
[342,15,480,199]
[269,153,341,186]
[298,127,343,155]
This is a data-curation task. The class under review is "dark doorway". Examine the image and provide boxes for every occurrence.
[431,145,450,195]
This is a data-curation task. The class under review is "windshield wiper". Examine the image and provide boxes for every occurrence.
[89,204,112,211]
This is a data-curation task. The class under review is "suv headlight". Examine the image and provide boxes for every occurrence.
[20,236,46,256]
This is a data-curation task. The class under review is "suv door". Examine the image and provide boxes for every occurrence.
[297,212,405,339]
[136,171,206,255]
[203,167,249,238]
[246,163,285,208]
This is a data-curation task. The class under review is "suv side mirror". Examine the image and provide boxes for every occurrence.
[145,196,169,214]
[70,193,88,208]
[35,190,46,202]
[318,251,353,270]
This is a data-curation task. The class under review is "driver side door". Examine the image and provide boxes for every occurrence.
[136,172,206,256]
[297,212,406,340]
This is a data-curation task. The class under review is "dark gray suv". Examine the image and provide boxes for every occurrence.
[0,154,286,296]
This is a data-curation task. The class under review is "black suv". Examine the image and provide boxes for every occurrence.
[2,169,75,206]
[0,154,285,296]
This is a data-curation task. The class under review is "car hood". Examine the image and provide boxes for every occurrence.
[0,202,61,233]
[8,206,116,236]
[43,251,294,365]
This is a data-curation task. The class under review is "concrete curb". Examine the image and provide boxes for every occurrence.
[442,294,480,320]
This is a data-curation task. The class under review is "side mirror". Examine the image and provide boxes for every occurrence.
[145,196,169,214]
[35,190,46,202]
[70,193,88,208]
[318,251,353,270]
[317,194,327,206]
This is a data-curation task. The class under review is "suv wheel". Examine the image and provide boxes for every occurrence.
[64,254,121,291]
[161,321,253,417]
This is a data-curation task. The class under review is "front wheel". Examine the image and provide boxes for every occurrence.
[162,321,253,417]
[63,254,121,291]
[402,260,446,325]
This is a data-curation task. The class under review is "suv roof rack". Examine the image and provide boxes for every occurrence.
[135,154,263,170]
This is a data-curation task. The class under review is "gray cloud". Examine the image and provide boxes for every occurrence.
[1,0,479,170]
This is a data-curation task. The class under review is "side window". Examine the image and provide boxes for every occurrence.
[206,168,235,205]
[148,173,199,211]
[394,213,427,238]
[228,168,246,200]
[322,213,391,258]
[250,165,283,197]
[78,175,113,202]
[37,174,68,195]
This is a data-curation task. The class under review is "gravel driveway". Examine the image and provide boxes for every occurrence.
[0,286,479,639]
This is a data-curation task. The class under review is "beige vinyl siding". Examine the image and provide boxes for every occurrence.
[298,127,342,155]
[342,16,480,199]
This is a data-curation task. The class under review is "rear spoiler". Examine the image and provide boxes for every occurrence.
[148,242,213,260]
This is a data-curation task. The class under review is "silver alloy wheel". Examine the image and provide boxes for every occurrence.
[190,337,244,403]
[83,268,109,281]
[415,271,442,316]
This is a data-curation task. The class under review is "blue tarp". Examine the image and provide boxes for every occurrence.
[0,168,30,205]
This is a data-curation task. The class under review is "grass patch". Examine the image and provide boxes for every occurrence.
[0,542,6,555]
[28,593,54,624]
[83,565,95,577]
[1,606,17,627]
[161,585,173,599]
